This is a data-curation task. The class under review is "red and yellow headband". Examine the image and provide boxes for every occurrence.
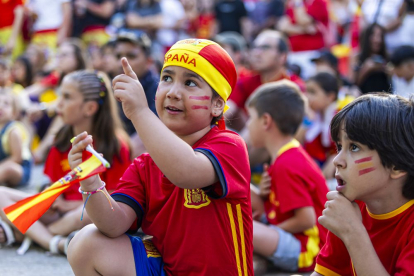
[162,39,237,112]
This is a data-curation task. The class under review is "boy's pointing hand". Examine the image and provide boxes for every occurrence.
[113,57,148,120]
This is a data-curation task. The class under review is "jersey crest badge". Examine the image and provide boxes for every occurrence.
[184,188,211,209]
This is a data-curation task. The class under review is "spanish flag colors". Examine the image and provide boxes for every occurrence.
[162,39,237,112]
[3,155,106,234]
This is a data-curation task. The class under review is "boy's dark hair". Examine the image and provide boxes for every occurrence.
[330,93,414,199]
[247,80,305,135]
[116,28,152,57]
[308,72,339,99]
[390,45,414,67]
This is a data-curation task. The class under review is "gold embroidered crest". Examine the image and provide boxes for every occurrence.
[184,188,211,209]
[143,240,161,258]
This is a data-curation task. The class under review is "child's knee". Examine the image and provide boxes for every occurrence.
[67,224,100,262]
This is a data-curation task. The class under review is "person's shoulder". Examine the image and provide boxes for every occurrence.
[204,127,246,145]
[276,146,315,170]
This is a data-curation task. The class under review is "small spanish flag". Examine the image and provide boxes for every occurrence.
[3,155,106,234]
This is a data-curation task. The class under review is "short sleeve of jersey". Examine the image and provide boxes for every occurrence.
[194,129,250,200]
[111,156,146,230]
[315,231,353,275]
[272,157,314,214]
[394,230,414,276]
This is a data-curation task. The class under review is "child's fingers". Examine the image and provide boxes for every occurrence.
[121,58,138,80]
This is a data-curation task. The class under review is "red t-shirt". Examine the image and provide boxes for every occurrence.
[229,71,305,110]
[315,200,414,276]
[44,141,131,200]
[285,0,329,52]
[112,127,253,276]
[0,0,23,29]
[265,140,328,271]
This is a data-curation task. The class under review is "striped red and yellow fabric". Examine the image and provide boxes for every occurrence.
[162,39,237,113]
[3,155,106,234]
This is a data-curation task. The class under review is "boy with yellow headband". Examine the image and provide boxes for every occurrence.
[67,39,253,276]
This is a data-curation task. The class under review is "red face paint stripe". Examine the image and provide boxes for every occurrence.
[355,156,373,164]
[189,96,211,100]
[191,105,208,110]
[359,167,375,176]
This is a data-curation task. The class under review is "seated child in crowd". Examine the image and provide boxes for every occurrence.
[303,72,353,180]
[0,71,130,254]
[248,80,329,273]
[67,39,253,275]
[313,93,414,275]
[0,89,31,187]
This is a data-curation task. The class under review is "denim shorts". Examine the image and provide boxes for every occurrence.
[17,160,31,186]
[267,225,301,272]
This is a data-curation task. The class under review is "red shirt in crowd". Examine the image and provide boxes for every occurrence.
[285,0,329,52]
[44,141,131,200]
[0,0,23,29]
[112,127,253,276]
[229,70,305,111]
[316,200,414,275]
[265,140,328,272]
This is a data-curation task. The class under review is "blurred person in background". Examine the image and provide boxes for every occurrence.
[100,40,121,79]
[0,0,25,59]
[278,0,330,79]
[302,72,354,181]
[23,39,87,164]
[390,45,414,98]
[352,23,391,94]
[215,0,250,41]
[361,0,406,52]
[125,0,163,38]
[244,0,285,41]
[11,56,34,89]
[214,31,250,78]
[226,30,304,132]
[191,0,217,39]
[26,0,72,56]
[155,0,185,58]
[25,44,47,78]
[114,29,158,158]
[72,0,115,48]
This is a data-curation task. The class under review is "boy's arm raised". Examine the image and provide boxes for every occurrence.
[113,58,219,189]
[319,192,390,276]
[69,133,137,237]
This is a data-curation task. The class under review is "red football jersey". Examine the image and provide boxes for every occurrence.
[112,127,253,276]
[44,141,131,200]
[265,139,328,271]
[316,200,414,276]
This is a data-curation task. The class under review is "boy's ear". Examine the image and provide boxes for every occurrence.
[327,92,336,103]
[262,112,273,130]
[390,166,407,180]
[212,97,225,116]
[83,101,99,117]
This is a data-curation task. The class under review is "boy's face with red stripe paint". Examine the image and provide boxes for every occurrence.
[333,126,396,203]
[156,66,223,139]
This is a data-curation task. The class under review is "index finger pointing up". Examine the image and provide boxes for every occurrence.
[121,57,138,80]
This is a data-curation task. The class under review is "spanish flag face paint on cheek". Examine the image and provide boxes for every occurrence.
[355,156,376,176]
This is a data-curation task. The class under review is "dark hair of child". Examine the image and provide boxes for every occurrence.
[15,55,33,88]
[247,80,305,135]
[330,93,414,199]
[54,70,127,164]
[308,71,339,99]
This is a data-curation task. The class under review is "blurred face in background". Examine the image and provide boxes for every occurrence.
[0,65,10,87]
[102,46,121,77]
[250,34,286,73]
[56,43,78,74]
[305,80,335,112]
[115,41,149,79]
[370,25,383,55]
[11,60,26,84]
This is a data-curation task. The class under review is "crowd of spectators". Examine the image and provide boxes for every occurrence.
[1,0,414,274]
